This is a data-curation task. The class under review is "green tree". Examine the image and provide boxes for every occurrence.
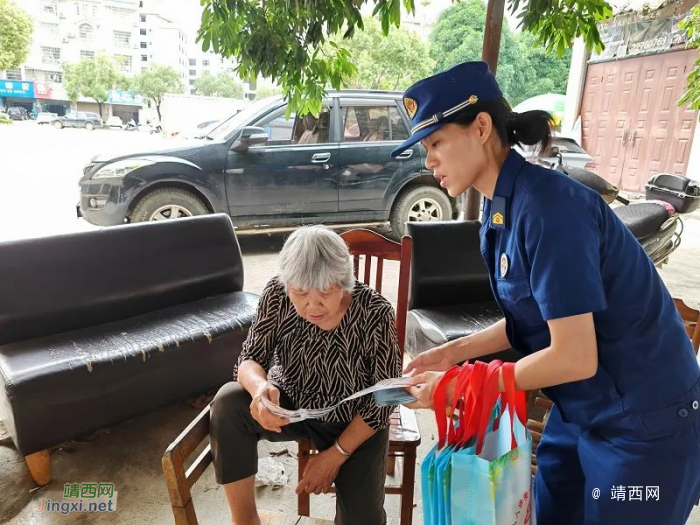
[429,0,534,106]
[131,64,182,121]
[193,71,218,96]
[194,71,244,98]
[679,5,700,111]
[340,17,434,91]
[198,0,612,114]
[516,32,572,101]
[429,2,572,106]
[0,0,33,71]
[63,54,124,118]
[255,84,284,99]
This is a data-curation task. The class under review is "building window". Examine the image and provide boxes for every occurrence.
[6,69,21,80]
[80,50,95,60]
[111,6,132,19]
[116,55,132,73]
[141,55,148,62]
[40,22,59,39]
[79,23,93,42]
[140,14,146,22]
[139,0,143,6]
[189,79,196,85]
[41,47,61,65]
[189,58,196,66]
[43,1,58,15]
[140,42,147,49]
[140,28,146,35]
[202,60,210,67]
[47,72,62,83]
[189,69,196,76]
[114,31,130,48]
[75,2,80,15]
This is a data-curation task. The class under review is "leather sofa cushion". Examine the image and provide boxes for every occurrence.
[0,291,257,456]
[0,214,244,345]
[406,303,522,364]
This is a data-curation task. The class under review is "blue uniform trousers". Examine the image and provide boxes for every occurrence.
[535,382,700,525]
[536,379,700,524]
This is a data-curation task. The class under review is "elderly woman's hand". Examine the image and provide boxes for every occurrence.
[295,447,347,495]
[250,382,290,433]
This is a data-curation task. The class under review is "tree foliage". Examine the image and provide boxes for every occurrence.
[429,1,571,106]
[679,4,700,111]
[0,0,33,71]
[194,71,245,98]
[131,64,183,121]
[63,55,123,118]
[198,0,611,114]
[340,17,434,91]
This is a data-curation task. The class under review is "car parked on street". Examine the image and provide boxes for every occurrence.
[106,116,124,129]
[36,112,58,125]
[7,107,29,121]
[78,91,456,238]
[53,111,103,130]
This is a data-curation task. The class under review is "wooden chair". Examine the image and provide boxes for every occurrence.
[673,298,700,354]
[297,229,420,525]
[162,404,214,524]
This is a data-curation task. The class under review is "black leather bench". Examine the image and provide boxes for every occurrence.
[0,214,258,485]
[405,221,522,363]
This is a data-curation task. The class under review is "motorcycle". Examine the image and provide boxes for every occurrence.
[124,119,161,134]
[544,149,700,268]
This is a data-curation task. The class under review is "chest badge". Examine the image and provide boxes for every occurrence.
[500,253,509,278]
[492,212,504,226]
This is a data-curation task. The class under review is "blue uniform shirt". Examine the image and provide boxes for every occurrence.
[480,150,700,429]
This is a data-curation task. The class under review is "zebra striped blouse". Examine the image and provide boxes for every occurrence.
[235,276,401,431]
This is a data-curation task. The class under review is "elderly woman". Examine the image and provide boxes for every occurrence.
[210,226,401,525]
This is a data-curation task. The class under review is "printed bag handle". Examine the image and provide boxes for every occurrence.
[448,363,473,445]
[456,361,488,448]
[501,362,527,449]
[476,360,503,455]
[434,366,461,450]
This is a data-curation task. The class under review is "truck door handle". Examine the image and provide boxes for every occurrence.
[396,150,413,160]
[311,153,331,163]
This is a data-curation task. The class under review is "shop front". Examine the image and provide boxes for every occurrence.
[0,80,35,114]
[33,82,70,116]
[108,90,145,124]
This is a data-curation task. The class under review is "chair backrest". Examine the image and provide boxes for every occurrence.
[0,214,244,345]
[406,220,494,310]
[339,229,412,353]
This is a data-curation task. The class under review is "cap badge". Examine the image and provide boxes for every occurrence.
[404,97,418,118]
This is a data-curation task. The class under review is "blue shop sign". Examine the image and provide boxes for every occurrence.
[0,80,34,98]
[108,89,144,106]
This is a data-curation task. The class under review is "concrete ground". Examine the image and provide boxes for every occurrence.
[1,121,700,523]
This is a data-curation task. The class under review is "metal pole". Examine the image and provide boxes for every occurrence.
[462,0,506,220]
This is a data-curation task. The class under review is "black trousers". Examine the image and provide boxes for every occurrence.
[209,381,389,525]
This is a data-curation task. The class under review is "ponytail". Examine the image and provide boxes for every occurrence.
[507,110,554,155]
[448,98,554,155]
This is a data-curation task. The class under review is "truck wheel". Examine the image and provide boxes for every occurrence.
[389,185,453,239]
[129,188,209,222]
[53,120,63,129]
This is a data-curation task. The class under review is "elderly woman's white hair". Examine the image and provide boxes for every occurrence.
[278,226,355,293]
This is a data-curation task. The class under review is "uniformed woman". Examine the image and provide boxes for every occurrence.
[396,61,700,524]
